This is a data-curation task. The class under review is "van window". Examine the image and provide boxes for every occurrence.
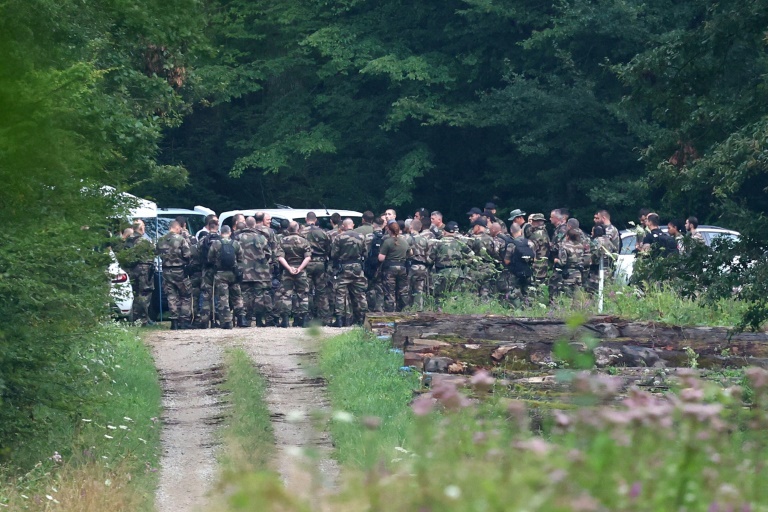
[620,235,636,255]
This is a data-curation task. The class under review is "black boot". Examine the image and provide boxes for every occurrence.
[254,314,265,327]
[332,316,346,328]
[237,314,250,328]
[221,321,233,330]
[170,319,178,330]
[293,315,304,328]
[280,314,290,328]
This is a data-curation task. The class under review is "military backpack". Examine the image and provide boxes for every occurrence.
[218,240,237,270]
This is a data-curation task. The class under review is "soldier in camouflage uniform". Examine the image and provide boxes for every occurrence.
[429,221,474,299]
[301,212,332,324]
[587,225,616,293]
[253,212,281,326]
[406,219,432,311]
[364,217,386,313]
[378,221,412,312]
[238,217,272,327]
[467,217,498,299]
[502,223,536,306]
[207,225,244,329]
[555,229,585,297]
[277,221,312,327]
[194,216,221,328]
[527,213,550,286]
[330,218,368,326]
[483,203,508,234]
[156,220,192,329]
[119,219,156,325]
[593,210,621,254]
[565,218,593,285]
[548,209,570,297]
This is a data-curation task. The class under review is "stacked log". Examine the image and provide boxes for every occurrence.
[366,313,768,373]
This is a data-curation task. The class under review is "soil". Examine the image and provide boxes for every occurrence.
[146,326,345,512]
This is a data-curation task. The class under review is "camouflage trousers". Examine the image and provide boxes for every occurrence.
[409,264,429,311]
[382,264,409,312]
[277,269,309,315]
[306,260,330,321]
[559,269,583,297]
[533,260,549,283]
[240,281,273,318]
[188,271,202,322]
[586,265,613,294]
[366,273,385,313]
[128,264,154,323]
[433,267,465,299]
[469,265,495,298]
[162,267,191,322]
[334,263,368,322]
[497,270,528,307]
[213,271,243,324]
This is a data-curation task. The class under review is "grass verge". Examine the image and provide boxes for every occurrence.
[0,323,162,511]
[217,348,274,472]
[318,329,418,468]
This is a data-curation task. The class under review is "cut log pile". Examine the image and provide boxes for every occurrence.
[366,313,768,374]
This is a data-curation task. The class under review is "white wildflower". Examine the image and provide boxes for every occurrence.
[81,419,92,422]
[104,435,113,439]
[444,485,462,499]
[107,425,117,430]
[332,410,354,423]
[119,425,128,430]
[394,446,409,454]
[104,479,112,487]
[123,417,133,422]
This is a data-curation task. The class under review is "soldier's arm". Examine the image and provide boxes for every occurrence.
[208,242,218,264]
[181,238,191,263]
[296,242,312,273]
[503,244,513,266]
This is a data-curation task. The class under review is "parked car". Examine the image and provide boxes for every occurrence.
[615,225,740,283]
[108,250,133,318]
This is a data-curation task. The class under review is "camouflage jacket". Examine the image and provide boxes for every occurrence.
[255,225,281,259]
[604,223,621,253]
[156,232,190,268]
[238,228,271,281]
[118,234,155,269]
[331,230,366,263]
[407,232,431,265]
[302,224,331,259]
[430,235,474,269]
[558,240,585,269]
[591,236,616,268]
[280,234,312,266]
[469,232,498,264]
[551,223,569,255]
[528,226,551,260]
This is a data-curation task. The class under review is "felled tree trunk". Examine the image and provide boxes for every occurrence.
[366,313,768,372]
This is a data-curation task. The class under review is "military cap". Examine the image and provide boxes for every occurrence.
[508,208,526,221]
[444,221,460,233]
[530,213,545,221]
[471,217,487,227]
[484,202,497,210]
[466,207,483,215]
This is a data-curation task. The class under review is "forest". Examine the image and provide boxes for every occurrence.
[2,0,768,454]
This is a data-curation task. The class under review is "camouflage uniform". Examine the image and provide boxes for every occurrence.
[468,231,498,298]
[157,232,192,324]
[379,234,411,312]
[548,223,570,297]
[528,226,550,284]
[208,238,244,326]
[185,237,204,323]
[330,230,368,324]
[301,224,331,323]
[120,234,156,324]
[429,235,474,298]
[277,233,312,318]
[364,229,386,313]
[604,223,621,253]
[256,224,281,325]
[558,240,584,297]
[238,227,273,325]
[407,232,431,311]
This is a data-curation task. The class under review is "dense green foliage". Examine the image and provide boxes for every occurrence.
[0,0,204,453]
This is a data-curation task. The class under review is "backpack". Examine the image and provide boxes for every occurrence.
[652,232,679,257]
[199,232,222,266]
[508,237,535,279]
[218,240,237,270]
[364,231,384,279]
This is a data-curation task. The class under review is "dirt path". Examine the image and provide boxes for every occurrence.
[147,326,344,512]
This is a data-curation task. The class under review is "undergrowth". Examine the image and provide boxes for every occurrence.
[0,323,162,511]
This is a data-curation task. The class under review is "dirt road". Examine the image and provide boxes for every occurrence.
[146,326,344,512]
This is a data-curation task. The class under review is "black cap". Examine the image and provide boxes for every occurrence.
[466,207,483,215]
[484,202,497,210]
[445,221,459,233]
[471,217,487,228]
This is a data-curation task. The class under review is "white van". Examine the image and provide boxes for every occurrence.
[218,208,364,231]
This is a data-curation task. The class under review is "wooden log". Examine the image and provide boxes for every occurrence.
[366,313,768,371]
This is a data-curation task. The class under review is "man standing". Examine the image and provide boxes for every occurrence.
[156,220,192,330]
[508,209,529,237]
[429,210,446,239]
[330,218,368,326]
[277,221,312,327]
[527,213,550,285]
[406,219,431,311]
[548,209,570,297]
[238,217,272,327]
[354,211,375,236]
[467,207,484,225]
[207,225,244,329]
[302,212,332,324]
[384,209,397,223]
[429,221,474,299]
[685,216,706,245]
[468,217,497,299]
[484,202,508,234]
[193,216,221,328]
[555,229,585,297]
[503,223,536,306]
[594,210,621,253]
[121,219,156,325]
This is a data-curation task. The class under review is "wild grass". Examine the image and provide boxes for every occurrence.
[318,329,418,468]
[217,348,274,472]
[0,323,162,511]
[424,284,750,327]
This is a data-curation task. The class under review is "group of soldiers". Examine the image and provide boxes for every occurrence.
[116,202,628,329]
